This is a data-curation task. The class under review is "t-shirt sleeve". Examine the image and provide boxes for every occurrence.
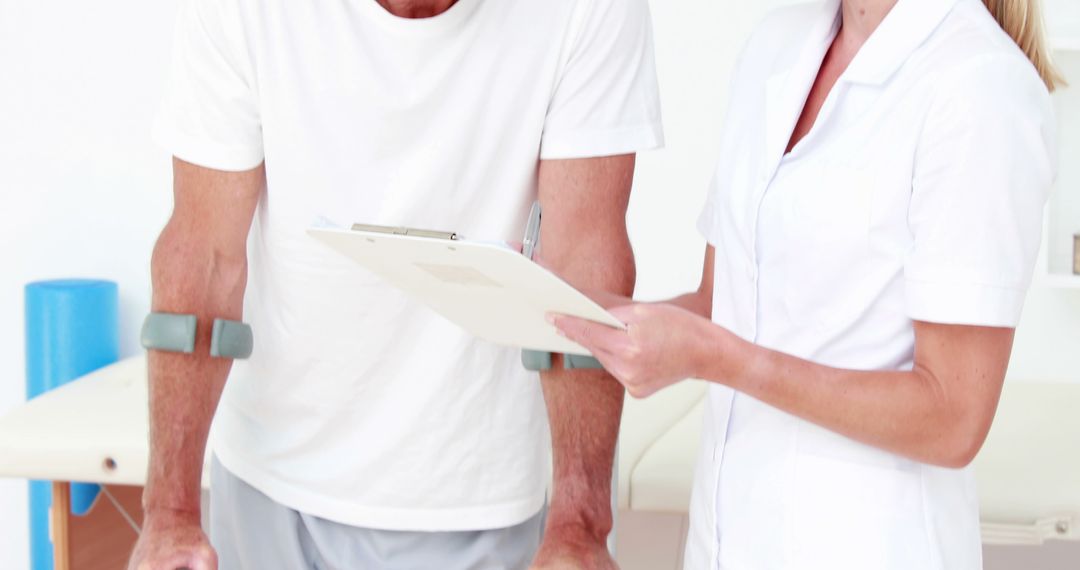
[539,0,664,160]
[904,56,1056,328]
[153,0,263,171]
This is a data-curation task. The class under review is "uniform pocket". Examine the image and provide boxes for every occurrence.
[789,452,933,570]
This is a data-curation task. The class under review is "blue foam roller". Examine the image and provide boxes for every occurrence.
[24,279,119,570]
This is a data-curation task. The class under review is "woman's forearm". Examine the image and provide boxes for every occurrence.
[696,326,990,468]
[587,289,709,317]
[663,290,711,318]
[552,296,1009,470]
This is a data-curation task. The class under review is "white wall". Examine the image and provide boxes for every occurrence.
[628,0,768,302]
[0,1,177,567]
[1046,0,1080,45]
[0,1,1076,570]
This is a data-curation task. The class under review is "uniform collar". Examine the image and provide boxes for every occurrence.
[761,1,839,173]
[761,0,960,175]
[843,0,961,85]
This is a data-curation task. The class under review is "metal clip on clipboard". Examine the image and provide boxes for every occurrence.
[349,223,459,241]
[520,202,604,372]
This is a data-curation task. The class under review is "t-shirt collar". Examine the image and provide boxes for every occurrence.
[357,0,482,36]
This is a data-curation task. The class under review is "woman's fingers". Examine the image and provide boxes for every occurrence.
[548,310,666,397]
[549,314,627,355]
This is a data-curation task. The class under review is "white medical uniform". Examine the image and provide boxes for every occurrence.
[687,0,1056,568]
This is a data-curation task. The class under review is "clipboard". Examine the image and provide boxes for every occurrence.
[306,224,625,356]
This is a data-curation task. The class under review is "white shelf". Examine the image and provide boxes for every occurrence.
[1042,45,1079,289]
[1043,273,1080,289]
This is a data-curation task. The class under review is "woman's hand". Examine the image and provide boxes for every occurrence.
[550,303,718,398]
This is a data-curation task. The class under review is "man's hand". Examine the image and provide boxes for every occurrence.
[128,509,216,570]
[530,524,617,570]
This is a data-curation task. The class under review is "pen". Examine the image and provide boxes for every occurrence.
[522,201,542,261]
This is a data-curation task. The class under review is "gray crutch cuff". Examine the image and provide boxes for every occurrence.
[140,313,253,359]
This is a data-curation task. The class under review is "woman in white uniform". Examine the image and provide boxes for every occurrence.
[551,0,1061,568]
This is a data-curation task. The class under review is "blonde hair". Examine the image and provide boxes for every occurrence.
[982,0,1065,91]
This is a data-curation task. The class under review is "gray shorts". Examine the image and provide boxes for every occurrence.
[210,457,546,570]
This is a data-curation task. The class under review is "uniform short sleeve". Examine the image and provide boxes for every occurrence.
[905,56,1056,327]
[153,0,263,171]
[696,34,757,248]
[539,0,664,160]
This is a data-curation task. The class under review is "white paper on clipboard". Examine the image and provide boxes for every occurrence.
[306,226,625,356]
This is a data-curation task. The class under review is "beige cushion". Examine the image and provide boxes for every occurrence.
[627,398,703,513]
[617,380,705,509]
[973,381,1080,543]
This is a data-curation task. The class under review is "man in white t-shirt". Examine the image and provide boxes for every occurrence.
[128,0,663,568]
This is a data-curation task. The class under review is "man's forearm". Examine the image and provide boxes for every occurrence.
[529,154,638,558]
[143,222,247,515]
[540,234,635,538]
[541,365,627,537]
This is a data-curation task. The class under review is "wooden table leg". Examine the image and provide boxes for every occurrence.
[69,485,145,570]
[51,481,71,570]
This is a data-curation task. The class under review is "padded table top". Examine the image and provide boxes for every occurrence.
[0,356,209,488]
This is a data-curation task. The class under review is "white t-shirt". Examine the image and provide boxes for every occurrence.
[154,0,663,531]
[687,0,1054,568]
